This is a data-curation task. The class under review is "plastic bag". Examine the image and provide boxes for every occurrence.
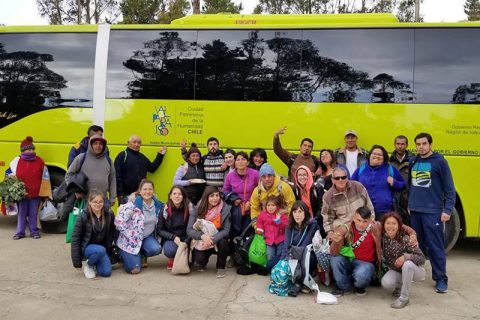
[312,284,338,305]
[248,234,267,267]
[6,203,18,216]
[39,200,59,221]
[66,199,85,243]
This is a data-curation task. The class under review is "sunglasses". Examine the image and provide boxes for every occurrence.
[333,175,348,181]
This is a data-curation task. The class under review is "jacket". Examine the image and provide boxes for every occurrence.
[256,210,289,246]
[173,162,205,205]
[281,219,318,259]
[157,203,195,242]
[223,168,259,201]
[351,162,405,214]
[273,135,319,181]
[71,208,115,268]
[9,156,46,198]
[114,147,164,197]
[115,195,163,254]
[389,150,414,183]
[292,165,324,219]
[187,202,231,244]
[382,232,425,272]
[249,175,296,220]
[335,147,368,174]
[321,180,374,234]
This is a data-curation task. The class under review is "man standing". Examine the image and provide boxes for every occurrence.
[321,167,374,239]
[408,132,455,294]
[115,135,167,204]
[273,126,319,181]
[389,135,415,211]
[68,125,104,168]
[335,129,368,176]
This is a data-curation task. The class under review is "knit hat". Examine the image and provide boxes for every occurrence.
[259,163,275,177]
[20,136,35,152]
[186,143,201,159]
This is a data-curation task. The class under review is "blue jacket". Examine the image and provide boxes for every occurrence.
[281,219,317,260]
[351,162,406,214]
[408,152,455,215]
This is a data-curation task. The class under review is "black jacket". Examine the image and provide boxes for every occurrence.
[114,148,164,197]
[71,208,116,268]
[157,204,195,242]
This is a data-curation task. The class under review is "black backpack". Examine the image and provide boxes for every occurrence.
[232,221,255,267]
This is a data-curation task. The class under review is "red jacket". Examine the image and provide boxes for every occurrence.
[16,157,45,198]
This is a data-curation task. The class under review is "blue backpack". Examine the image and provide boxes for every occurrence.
[268,259,291,297]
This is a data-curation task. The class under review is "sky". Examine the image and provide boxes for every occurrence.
[0,0,469,25]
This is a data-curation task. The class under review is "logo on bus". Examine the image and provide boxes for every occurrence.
[153,106,172,136]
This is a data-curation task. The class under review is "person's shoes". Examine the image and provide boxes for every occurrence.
[141,257,148,268]
[354,287,367,297]
[392,288,401,297]
[216,269,226,278]
[13,234,24,240]
[130,268,141,274]
[331,288,349,297]
[197,265,206,272]
[226,257,235,268]
[391,297,409,309]
[31,234,41,239]
[166,258,174,270]
[83,261,96,279]
[435,279,448,293]
[319,271,331,287]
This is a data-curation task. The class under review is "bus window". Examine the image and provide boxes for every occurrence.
[107,30,197,100]
[0,33,96,129]
[195,30,303,102]
[301,28,414,103]
[414,28,480,104]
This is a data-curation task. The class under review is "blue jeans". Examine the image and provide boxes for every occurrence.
[163,240,178,259]
[119,235,162,273]
[331,255,375,290]
[267,242,284,270]
[84,244,112,277]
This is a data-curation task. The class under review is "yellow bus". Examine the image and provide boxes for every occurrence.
[1,14,479,250]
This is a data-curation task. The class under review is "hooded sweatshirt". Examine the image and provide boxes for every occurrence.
[66,135,116,203]
[408,152,455,215]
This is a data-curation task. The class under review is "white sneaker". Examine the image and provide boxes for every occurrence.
[83,261,96,279]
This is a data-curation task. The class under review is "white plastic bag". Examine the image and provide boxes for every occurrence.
[312,284,338,305]
[6,203,18,216]
[39,200,58,221]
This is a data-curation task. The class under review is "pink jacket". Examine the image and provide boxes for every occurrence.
[256,210,288,246]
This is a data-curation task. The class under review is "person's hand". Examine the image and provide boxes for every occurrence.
[220,162,229,171]
[326,231,333,241]
[234,199,241,206]
[331,231,343,243]
[201,234,213,248]
[394,255,405,269]
[180,139,187,149]
[160,146,167,155]
[409,234,418,247]
[387,176,394,186]
[255,229,264,235]
[274,126,287,138]
[174,236,181,246]
[441,213,451,222]
[75,192,84,200]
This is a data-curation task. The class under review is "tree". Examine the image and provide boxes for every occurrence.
[192,0,200,13]
[36,0,121,24]
[254,0,292,14]
[120,0,161,24]
[158,0,190,23]
[465,0,480,21]
[202,0,242,13]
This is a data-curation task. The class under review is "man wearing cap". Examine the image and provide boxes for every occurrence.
[115,135,167,204]
[66,135,116,206]
[249,163,296,220]
[335,129,368,176]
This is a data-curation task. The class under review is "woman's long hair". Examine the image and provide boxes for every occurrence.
[288,200,310,229]
[381,211,404,242]
[87,189,106,227]
[319,149,336,173]
[196,186,221,219]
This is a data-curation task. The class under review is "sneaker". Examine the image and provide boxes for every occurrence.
[167,258,174,270]
[83,261,96,279]
[216,269,226,278]
[392,288,401,297]
[197,265,206,272]
[31,234,41,239]
[331,288,349,297]
[354,287,367,297]
[391,297,409,309]
[435,279,448,293]
[13,234,24,240]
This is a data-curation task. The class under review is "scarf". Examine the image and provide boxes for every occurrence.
[205,201,223,229]
[20,153,36,161]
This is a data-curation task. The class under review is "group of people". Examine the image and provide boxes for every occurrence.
[5,124,455,309]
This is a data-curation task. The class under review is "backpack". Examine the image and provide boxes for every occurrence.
[232,221,256,267]
[289,244,316,290]
[268,260,292,297]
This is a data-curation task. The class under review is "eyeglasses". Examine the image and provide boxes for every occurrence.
[333,175,348,181]
[90,201,104,205]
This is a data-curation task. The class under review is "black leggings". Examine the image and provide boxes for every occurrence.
[192,238,229,269]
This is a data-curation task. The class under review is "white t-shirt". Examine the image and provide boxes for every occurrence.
[346,150,359,176]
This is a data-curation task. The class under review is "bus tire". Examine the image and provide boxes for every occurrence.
[444,208,461,253]
[40,169,67,234]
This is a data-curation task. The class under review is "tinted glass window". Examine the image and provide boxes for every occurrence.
[414,28,480,104]
[195,30,303,101]
[107,30,197,99]
[301,29,414,103]
[0,33,96,128]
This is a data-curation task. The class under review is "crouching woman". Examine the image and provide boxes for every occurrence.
[71,190,116,279]
[115,179,163,274]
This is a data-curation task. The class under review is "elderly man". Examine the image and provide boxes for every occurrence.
[321,166,374,239]
[115,135,166,204]
[335,129,368,176]
[249,163,296,220]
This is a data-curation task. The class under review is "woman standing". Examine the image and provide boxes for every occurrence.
[71,190,116,279]
[223,149,236,176]
[351,145,406,220]
[115,179,163,274]
[157,185,195,270]
[173,143,205,205]
[187,186,232,278]
[381,212,425,309]
[8,136,51,240]
[248,148,268,171]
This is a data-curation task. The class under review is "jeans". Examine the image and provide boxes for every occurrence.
[163,240,178,259]
[331,255,375,291]
[84,244,112,277]
[267,242,284,270]
[192,238,229,269]
[381,260,426,299]
[15,198,41,237]
[119,235,162,273]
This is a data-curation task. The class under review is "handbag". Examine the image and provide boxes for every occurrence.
[248,234,267,267]
[239,177,249,215]
[39,200,59,221]
[65,199,85,243]
[172,242,190,275]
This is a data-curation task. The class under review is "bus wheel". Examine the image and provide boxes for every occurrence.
[40,169,67,234]
[444,208,461,253]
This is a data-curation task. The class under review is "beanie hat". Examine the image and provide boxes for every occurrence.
[186,143,201,159]
[259,163,275,177]
[20,136,35,152]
